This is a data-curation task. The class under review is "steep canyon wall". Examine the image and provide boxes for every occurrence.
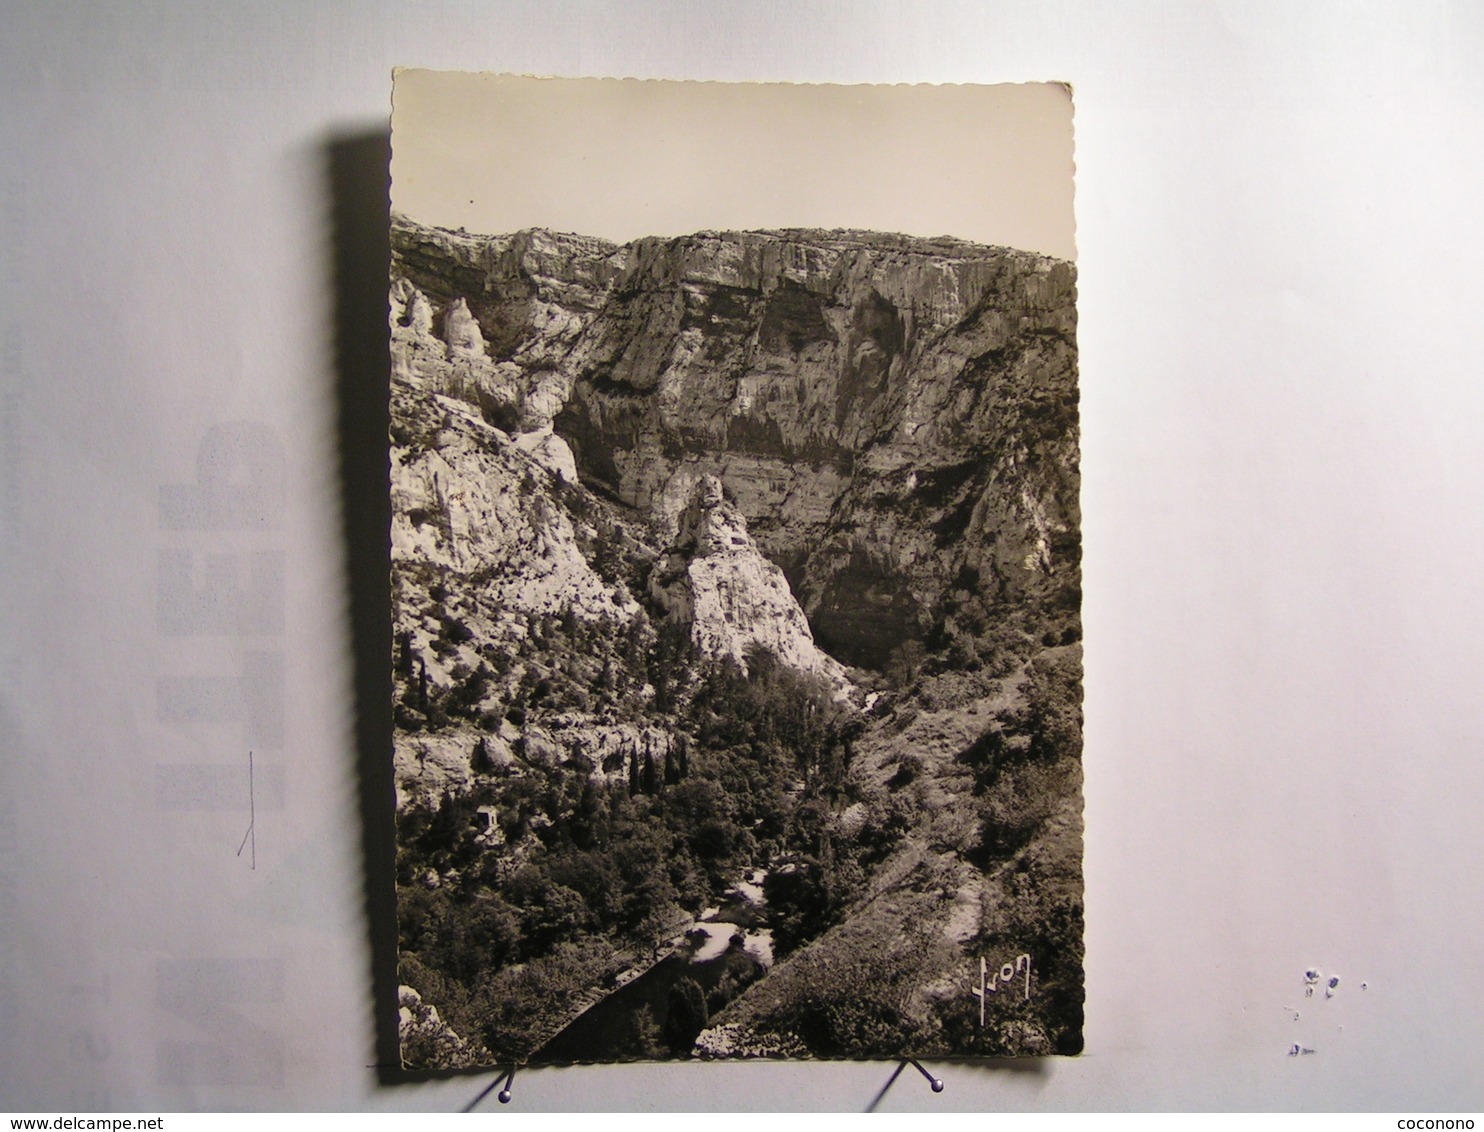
[391,218,1079,671]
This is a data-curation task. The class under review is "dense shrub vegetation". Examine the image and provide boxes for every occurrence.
[951,647,1085,1055]
[395,626,880,1064]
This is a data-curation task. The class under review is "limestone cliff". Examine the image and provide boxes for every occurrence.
[391,217,1079,671]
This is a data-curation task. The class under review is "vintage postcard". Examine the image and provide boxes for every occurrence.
[387,72,1082,1066]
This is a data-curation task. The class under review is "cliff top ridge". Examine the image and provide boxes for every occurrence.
[390,212,1070,268]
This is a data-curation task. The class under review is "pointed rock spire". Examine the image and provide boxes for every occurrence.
[651,475,851,697]
[444,297,487,358]
[390,277,435,336]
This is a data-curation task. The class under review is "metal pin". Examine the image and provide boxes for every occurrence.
[907,1058,945,1093]
[462,1065,517,1112]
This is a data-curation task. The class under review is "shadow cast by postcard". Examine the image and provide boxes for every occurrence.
[324,125,405,1085]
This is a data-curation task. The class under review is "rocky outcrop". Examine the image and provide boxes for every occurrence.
[388,384,640,632]
[391,217,1079,671]
[392,716,684,810]
[443,297,487,358]
[391,276,435,336]
[399,985,484,1068]
[391,223,622,363]
[546,722,684,786]
[393,730,486,809]
[650,475,851,695]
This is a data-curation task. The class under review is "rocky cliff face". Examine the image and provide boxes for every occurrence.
[389,217,1083,1065]
[391,217,1079,671]
[387,230,858,802]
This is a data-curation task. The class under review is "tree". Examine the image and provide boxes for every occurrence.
[471,737,493,772]
[663,976,709,1053]
[885,639,927,688]
[623,1004,664,1059]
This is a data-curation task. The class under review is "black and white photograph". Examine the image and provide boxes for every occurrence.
[387,73,1083,1068]
[9,3,1484,1118]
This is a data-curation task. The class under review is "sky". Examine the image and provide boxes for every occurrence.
[390,71,1076,261]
